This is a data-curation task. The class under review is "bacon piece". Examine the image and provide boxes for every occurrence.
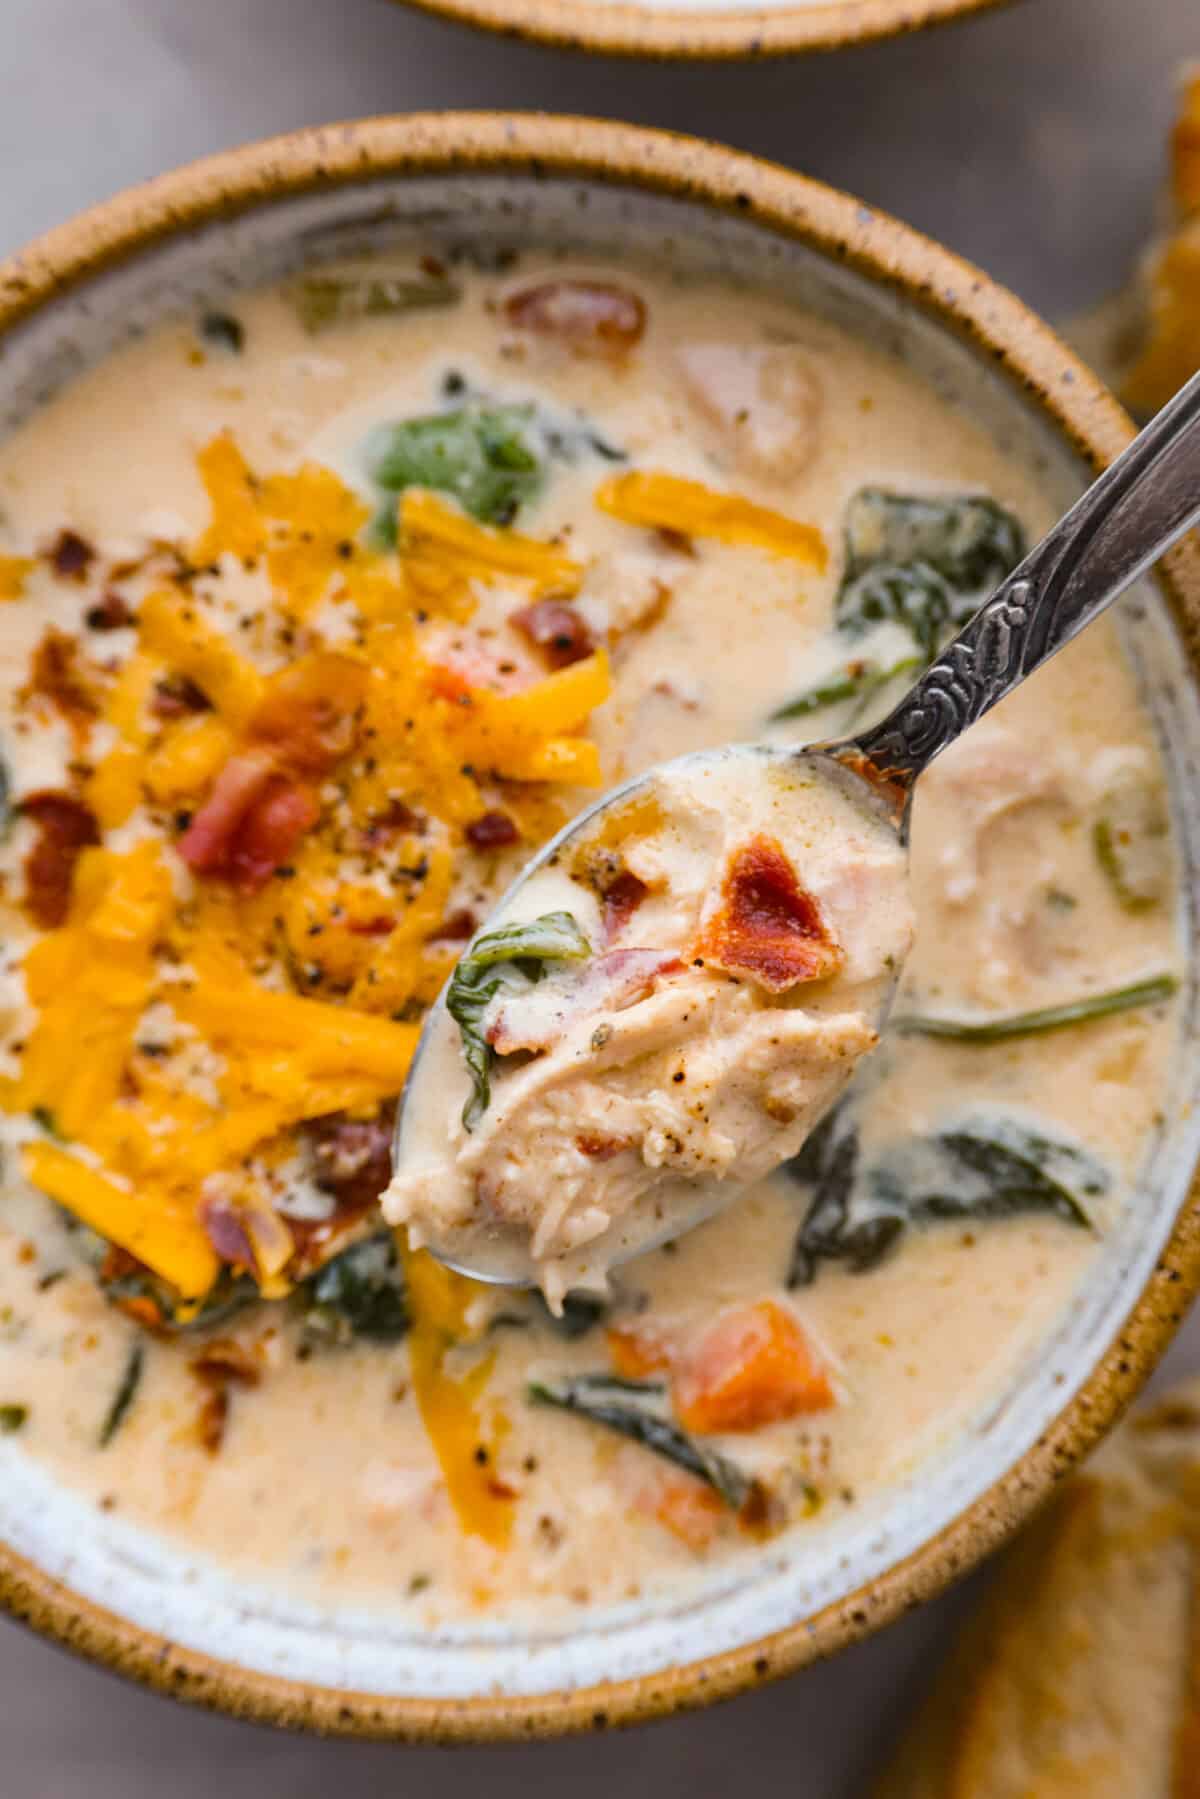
[190,1338,260,1388]
[487,948,682,1055]
[504,280,646,357]
[433,907,478,942]
[465,809,520,851]
[345,913,396,938]
[289,1105,397,1276]
[510,599,596,669]
[150,673,212,719]
[86,591,136,631]
[25,628,98,744]
[600,868,649,941]
[200,1195,257,1272]
[45,529,95,581]
[693,834,843,993]
[20,791,101,928]
[672,1300,833,1435]
[176,750,318,893]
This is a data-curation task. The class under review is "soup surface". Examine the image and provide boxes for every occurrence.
[0,253,1181,1626]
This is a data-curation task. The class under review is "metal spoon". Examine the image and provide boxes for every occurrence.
[394,366,1200,1287]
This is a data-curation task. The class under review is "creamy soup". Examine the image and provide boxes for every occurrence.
[0,253,1181,1625]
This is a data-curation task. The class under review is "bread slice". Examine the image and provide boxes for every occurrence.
[870,1382,1200,1798]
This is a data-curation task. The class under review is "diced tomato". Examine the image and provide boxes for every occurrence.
[607,1320,676,1379]
[672,1300,834,1435]
[649,1476,724,1551]
[693,834,843,993]
[20,790,101,928]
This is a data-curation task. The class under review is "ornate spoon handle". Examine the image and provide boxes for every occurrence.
[833,368,1200,820]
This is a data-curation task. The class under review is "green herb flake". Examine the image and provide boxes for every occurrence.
[31,1106,63,1140]
[446,911,591,1130]
[0,1404,28,1434]
[366,404,542,532]
[528,1374,750,1509]
[99,1342,145,1448]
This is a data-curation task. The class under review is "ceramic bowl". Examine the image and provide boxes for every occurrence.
[394,0,1011,59]
[0,114,1197,1741]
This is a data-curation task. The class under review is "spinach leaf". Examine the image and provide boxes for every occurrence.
[528,1374,751,1509]
[891,974,1178,1044]
[292,272,460,335]
[787,1108,904,1288]
[99,1341,144,1447]
[446,911,591,1130]
[787,1107,1104,1287]
[301,1232,409,1345]
[366,404,542,537]
[835,489,1026,657]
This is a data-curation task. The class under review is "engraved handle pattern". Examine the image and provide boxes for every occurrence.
[831,368,1200,819]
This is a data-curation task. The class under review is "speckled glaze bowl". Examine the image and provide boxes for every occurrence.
[395,0,1011,59]
[0,114,1198,1742]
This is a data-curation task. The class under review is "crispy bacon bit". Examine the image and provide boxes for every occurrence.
[359,797,423,852]
[510,599,596,669]
[487,948,682,1055]
[288,1106,397,1277]
[25,628,98,743]
[503,280,646,357]
[195,1384,229,1454]
[20,790,100,928]
[600,868,649,941]
[672,1300,834,1435]
[190,1338,261,1389]
[307,1106,396,1212]
[433,907,478,941]
[654,527,696,559]
[345,913,396,938]
[46,529,95,581]
[150,673,212,719]
[693,834,843,993]
[576,1133,633,1161]
[85,591,136,631]
[465,809,520,851]
[177,750,318,893]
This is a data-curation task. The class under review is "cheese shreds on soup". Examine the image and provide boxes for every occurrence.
[0,254,1181,1622]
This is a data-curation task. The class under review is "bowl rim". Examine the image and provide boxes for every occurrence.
[0,110,1197,1743]
[390,0,1013,60]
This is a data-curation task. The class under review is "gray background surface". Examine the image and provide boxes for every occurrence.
[0,0,1196,1791]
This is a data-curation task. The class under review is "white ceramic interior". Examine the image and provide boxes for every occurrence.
[0,165,1197,1704]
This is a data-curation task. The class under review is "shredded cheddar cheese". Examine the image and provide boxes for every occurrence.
[403,1245,515,1548]
[0,555,34,602]
[594,470,828,568]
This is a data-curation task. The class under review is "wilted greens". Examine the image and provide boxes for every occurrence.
[300,1233,409,1346]
[1092,774,1171,912]
[366,404,543,538]
[787,1106,1104,1288]
[99,1342,145,1447]
[291,271,460,335]
[528,1374,751,1508]
[446,911,592,1130]
[892,974,1178,1044]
